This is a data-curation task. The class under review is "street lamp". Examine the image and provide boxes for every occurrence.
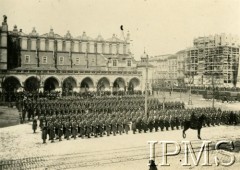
[145,54,149,117]
[162,78,166,110]
[188,76,193,105]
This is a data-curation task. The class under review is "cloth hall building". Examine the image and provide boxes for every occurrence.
[0,16,150,95]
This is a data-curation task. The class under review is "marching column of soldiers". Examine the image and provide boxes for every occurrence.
[19,95,239,144]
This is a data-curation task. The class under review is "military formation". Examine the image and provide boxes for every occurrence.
[16,95,239,144]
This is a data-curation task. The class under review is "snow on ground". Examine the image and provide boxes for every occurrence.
[0,93,240,170]
[0,122,240,170]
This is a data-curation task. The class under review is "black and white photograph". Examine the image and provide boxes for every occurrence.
[0,0,240,169]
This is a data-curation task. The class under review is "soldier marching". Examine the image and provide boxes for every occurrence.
[22,95,239,144]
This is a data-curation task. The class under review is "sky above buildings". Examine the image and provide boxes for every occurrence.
[0,0,240,60]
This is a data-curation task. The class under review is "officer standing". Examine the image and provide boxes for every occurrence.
[42,121,48,144]
[32,117,38,133]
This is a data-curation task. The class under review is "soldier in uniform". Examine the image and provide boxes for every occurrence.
[123,118,129,134]
[71,119,78,139]
[158,115,164,131]
[153,115,159,132]
[22,106,26,123]
[111,117,117,136]
[65,120,71,140]
[105,117,111,136]
[58,120,64,141]
[79,120,85,138]
[98,118,104,137]
[175,112,181,130]
[92,119,97,137]
[136,116,142,133]
[85,119,92,138]
[148,116,154,132]
[39,114,44,130]
[164,115,170,131]
[131,117,137,134]
[142,116,148,133]
[117,117,123,135]
[48,120,55,143]
[32,117,38,133]
[170,114,176,130]
[42,121,48,144]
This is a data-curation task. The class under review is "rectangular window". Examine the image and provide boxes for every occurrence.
[42,56,47,64]
[25,55,30,64]
[76,57,80,65]
[59,56,64,65]
[127,60,131,67]
[113,60,117,66]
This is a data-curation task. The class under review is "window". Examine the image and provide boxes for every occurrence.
[59,56,64,65]
[113,60,117,66]
[127,60,131,67]
[42,56,47,64]
[25,55,30,64]
[76,57,80,65]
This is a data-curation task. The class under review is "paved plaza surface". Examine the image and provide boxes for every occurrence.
[0,93,240,170]
[0,122,240,170]
[0,107,19,128]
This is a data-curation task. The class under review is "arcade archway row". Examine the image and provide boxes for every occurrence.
[2,76,141,93]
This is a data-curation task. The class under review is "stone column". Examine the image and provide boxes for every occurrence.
[110,86,113,95]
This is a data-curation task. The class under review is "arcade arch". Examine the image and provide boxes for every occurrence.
[44,77,59,92]
[3,76,21,92]
[80,77,94,92]
[62,76,77,92]
[97,77,110,91]
[128,77,140,91]
[113,77,125,91]
[25,76,40,92]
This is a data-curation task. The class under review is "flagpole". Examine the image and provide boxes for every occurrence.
[145,53,149,118]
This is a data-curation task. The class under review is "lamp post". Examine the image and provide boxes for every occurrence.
[145,54,149,117]
[188,76,193,105]
[212,72,215,108]
[162,77,166,110]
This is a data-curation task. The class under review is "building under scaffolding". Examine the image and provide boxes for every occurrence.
[185,34,240,87]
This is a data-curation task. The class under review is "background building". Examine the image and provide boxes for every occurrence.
[150,34,240,89]
[150,52,186,89]
[185,34,240,87]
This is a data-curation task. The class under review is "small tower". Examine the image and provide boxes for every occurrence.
[0,15,8,70]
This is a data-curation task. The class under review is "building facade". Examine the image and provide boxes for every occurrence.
[150,52,186,88]
[0,16,146,94]
[185,34,240,87]
[150,34,240,88]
